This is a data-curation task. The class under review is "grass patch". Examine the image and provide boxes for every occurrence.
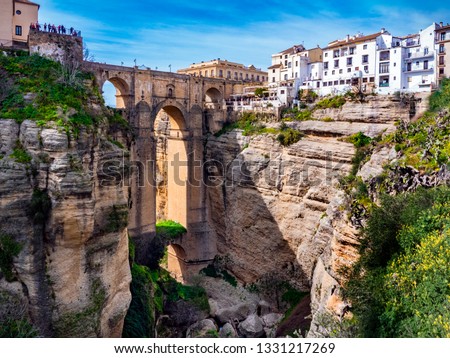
[315,95,346,109]
[156,220,187,239]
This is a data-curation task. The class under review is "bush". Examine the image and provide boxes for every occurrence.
[315,95,346,109]
[346,132,372,148]
[343,186,450,337]
[106,205,128,233]
[28,189,51,224]
[0,233,22,281]
[277,128,304,146]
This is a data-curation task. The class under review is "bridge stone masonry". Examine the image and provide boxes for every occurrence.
[84,61,245,281]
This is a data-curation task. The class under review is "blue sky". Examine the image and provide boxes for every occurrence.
[37,0,450,72]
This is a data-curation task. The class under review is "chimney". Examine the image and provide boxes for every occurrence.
[381,28,385,33]
[440,22,444,27]
[346,34,350,42]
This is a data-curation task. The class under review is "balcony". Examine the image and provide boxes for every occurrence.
[406,51,434,60]
[379,82,390,87]
[405,39,420,47]
[403,66,434,73]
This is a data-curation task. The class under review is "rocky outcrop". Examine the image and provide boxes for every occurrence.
[206,131,355,289]
[313,96,410,123]
[0,119,131,337]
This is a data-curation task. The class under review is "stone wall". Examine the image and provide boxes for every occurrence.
[28,30,83,63]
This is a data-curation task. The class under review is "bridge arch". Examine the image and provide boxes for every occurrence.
[102,76,131,109]
[167,244,187,282]
[204,87,222,105]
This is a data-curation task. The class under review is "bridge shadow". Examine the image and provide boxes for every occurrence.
[204,129,313,317]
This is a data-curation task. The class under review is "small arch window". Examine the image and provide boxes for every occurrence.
[168,88,173,98]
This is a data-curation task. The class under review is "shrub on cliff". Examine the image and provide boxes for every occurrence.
[343,186,450,337]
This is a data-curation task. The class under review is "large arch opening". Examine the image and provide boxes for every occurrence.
[154,104,189,280]
[204,87,222,108]
[102,77,130,109]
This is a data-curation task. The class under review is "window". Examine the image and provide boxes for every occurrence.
[334,80,338,85]
[295,61,298,66]
[439,44,445,54]
[339,69,343,74]
[284,74,288,80]
[439,56,445,65]
[340,80,345,85]
[199,71,202,76]
[328,81,332,86]
[332,70,335,75]
[294,72,298,78]
[272,77,275,82]
[256,75,260,81]
[325,53,328,57]
[288,62,292,68]
[364,65,369,72]
[334,59,339,68]
[323,82,328,87]
[394,76,396,80]
[440,68,445,75]
[324,71,328,76]
[285,60,288,66]
[272,69,275,73]
[369,77,375,82]
[219,70,223,77]
[441,32,446,41]
[285,55,288,59]
[168,88,173,97]
[227,71,231,79]
[347,68,352,72]
[333,50,339,58]
[407,63,412,71]
[424,47,429,55]
[316,82,320,88]
[349,47,355,54]
[394,62,396,67]
[379,63,389,74]
[324,62,329,70]
[363,44,368,50]
[15,26,22,36]
[346,79,351,84]
[363,78,368,83]
[347,57,353,66]
[362,55,369,63]
[16,10,22,15]
[424,60,429,70]
[280,90,285,94]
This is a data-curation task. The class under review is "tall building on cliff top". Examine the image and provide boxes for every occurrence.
[0,0,39,47]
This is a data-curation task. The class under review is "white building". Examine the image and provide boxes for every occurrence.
[320,29,392,96]
[375,23,438,94]
[267,45,323,106]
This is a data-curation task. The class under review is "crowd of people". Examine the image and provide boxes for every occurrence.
[29,22,81,37]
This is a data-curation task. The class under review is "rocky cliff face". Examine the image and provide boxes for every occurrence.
[206,96,410,334]
[0,119,131,337]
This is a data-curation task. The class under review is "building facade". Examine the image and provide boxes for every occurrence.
[177,59,267,83]
[436,22,450,85]
[268,45,323,106]
[0,0,39,47]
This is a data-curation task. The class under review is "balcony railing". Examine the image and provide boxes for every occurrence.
[405,39,420,47]
[407,51,434,60]
[403,66,434,73]
[379,83,390,87]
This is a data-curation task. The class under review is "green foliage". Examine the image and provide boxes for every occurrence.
[0,233,22,282]
[343,186,450,337]
[346,132,372,148]
[0,319,38,338]
[0,52,122,136]
[122,263,157,338]
[156,220,187,239]
[10,147,32,164]
[315,95,346,109]
[254,87,266,98]
[429,77,450,112]
[28,189,52,224]
[276,127,304,146]
[106,205,128,233]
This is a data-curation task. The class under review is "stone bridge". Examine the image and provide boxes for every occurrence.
[84,62,241,280]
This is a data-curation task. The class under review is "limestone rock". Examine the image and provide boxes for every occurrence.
[40,128,68,152]
[261,313,283,328]
[0,121,132,337]
[219,322,237,338]
[238,314,265,338]
[186,319,218,338]
[359,146,392,182]
[0,119,19,154]
[216,302,257,325]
